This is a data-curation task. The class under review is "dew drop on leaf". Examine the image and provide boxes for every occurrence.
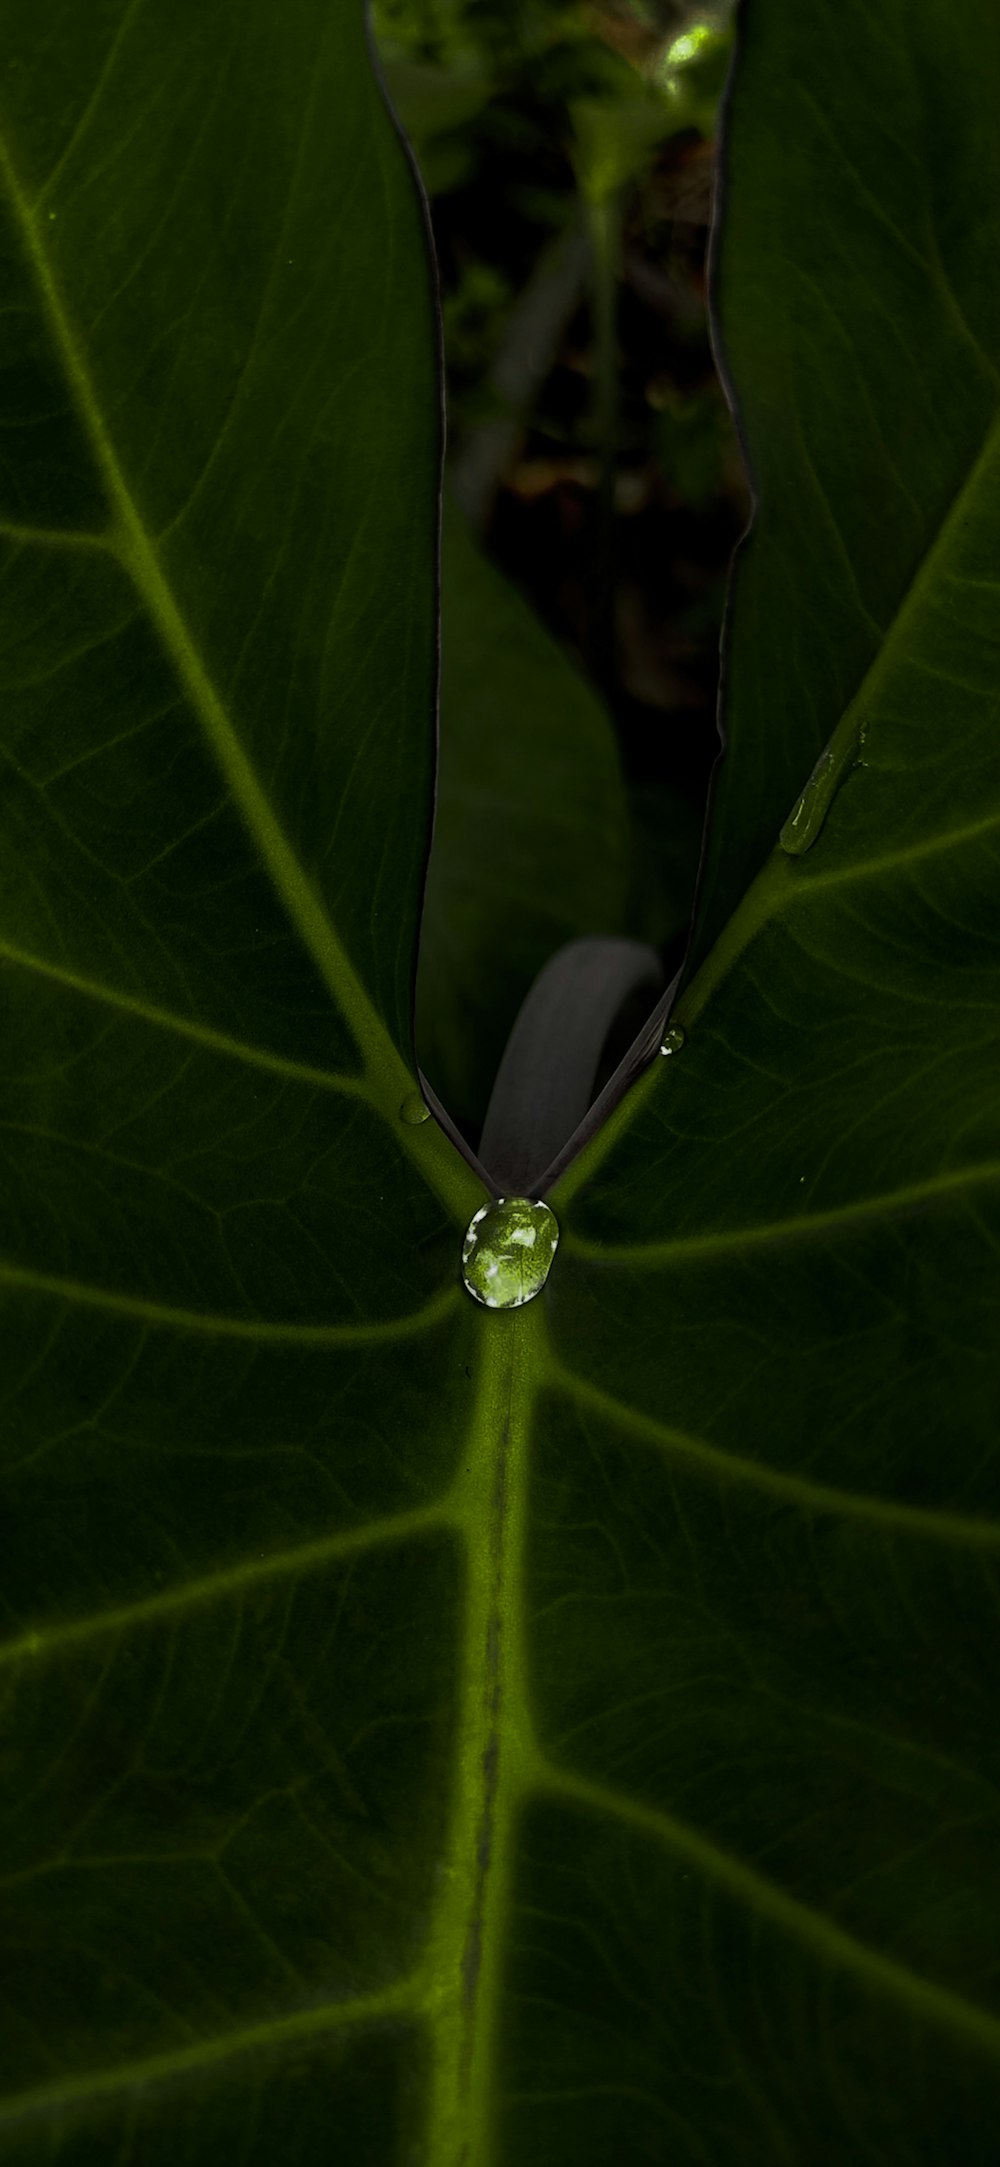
[461,1197,559,1310]
[779,747,839,855]
[658,1024,686,1058]
[398,1090,431,1125]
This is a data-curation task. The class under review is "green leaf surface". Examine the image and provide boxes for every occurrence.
[691,0,1000,977]
[416,486,631,1142]
[3,1,1000,2163]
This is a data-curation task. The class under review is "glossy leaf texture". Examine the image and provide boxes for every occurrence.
[416,486,631,1145]
[2,9,1000,2167]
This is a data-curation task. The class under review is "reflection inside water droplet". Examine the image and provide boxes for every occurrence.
[781,719,873,853]
[779,749,838,855]
[461,1197,559,1310]
[399,1090,431,1125]
[658,1024,686,1058]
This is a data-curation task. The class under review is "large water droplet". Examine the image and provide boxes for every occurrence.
[658,1024,686,1058]
[461,1197,559,1310]
[399,1090,431,1125]
[779,747,838,855]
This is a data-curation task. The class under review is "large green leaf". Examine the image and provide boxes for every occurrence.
[0,2,482,2152]
[691,0,1000,977]
[2,3,1000,2165]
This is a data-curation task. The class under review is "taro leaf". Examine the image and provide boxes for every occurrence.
[416,485,631,1145]
[691,0,1000,978]
[2,5,1000,2167]
[0,2,484,2155]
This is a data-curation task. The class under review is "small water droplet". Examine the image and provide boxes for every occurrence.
[658,1024,686,1058]
[779,748,840,855]
[398,1090,430,1125]
[461,1197,559,1310]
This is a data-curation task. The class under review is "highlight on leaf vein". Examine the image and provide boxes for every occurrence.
[460,1197,559,1309]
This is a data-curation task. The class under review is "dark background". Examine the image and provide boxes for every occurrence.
[374,0,751,1140]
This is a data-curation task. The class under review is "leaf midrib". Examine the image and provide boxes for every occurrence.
[0,127,478,1185]
[2,1739,996,2140]
[564,1159,1000,1262]
[0,1502,456,1672]
[0,124,490,1227]
[544,1362,1000,1549]
[0,936,370,1094]
[552,404,1000,1212]
[0,1259,460,1340]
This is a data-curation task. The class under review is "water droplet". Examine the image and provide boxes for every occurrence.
[399,1090,430,1125]
[658,1024,686,1058]
[461,1197,559,1310]
[779,747,838,856]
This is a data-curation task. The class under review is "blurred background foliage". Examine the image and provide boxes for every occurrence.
[371,0,750,1152]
